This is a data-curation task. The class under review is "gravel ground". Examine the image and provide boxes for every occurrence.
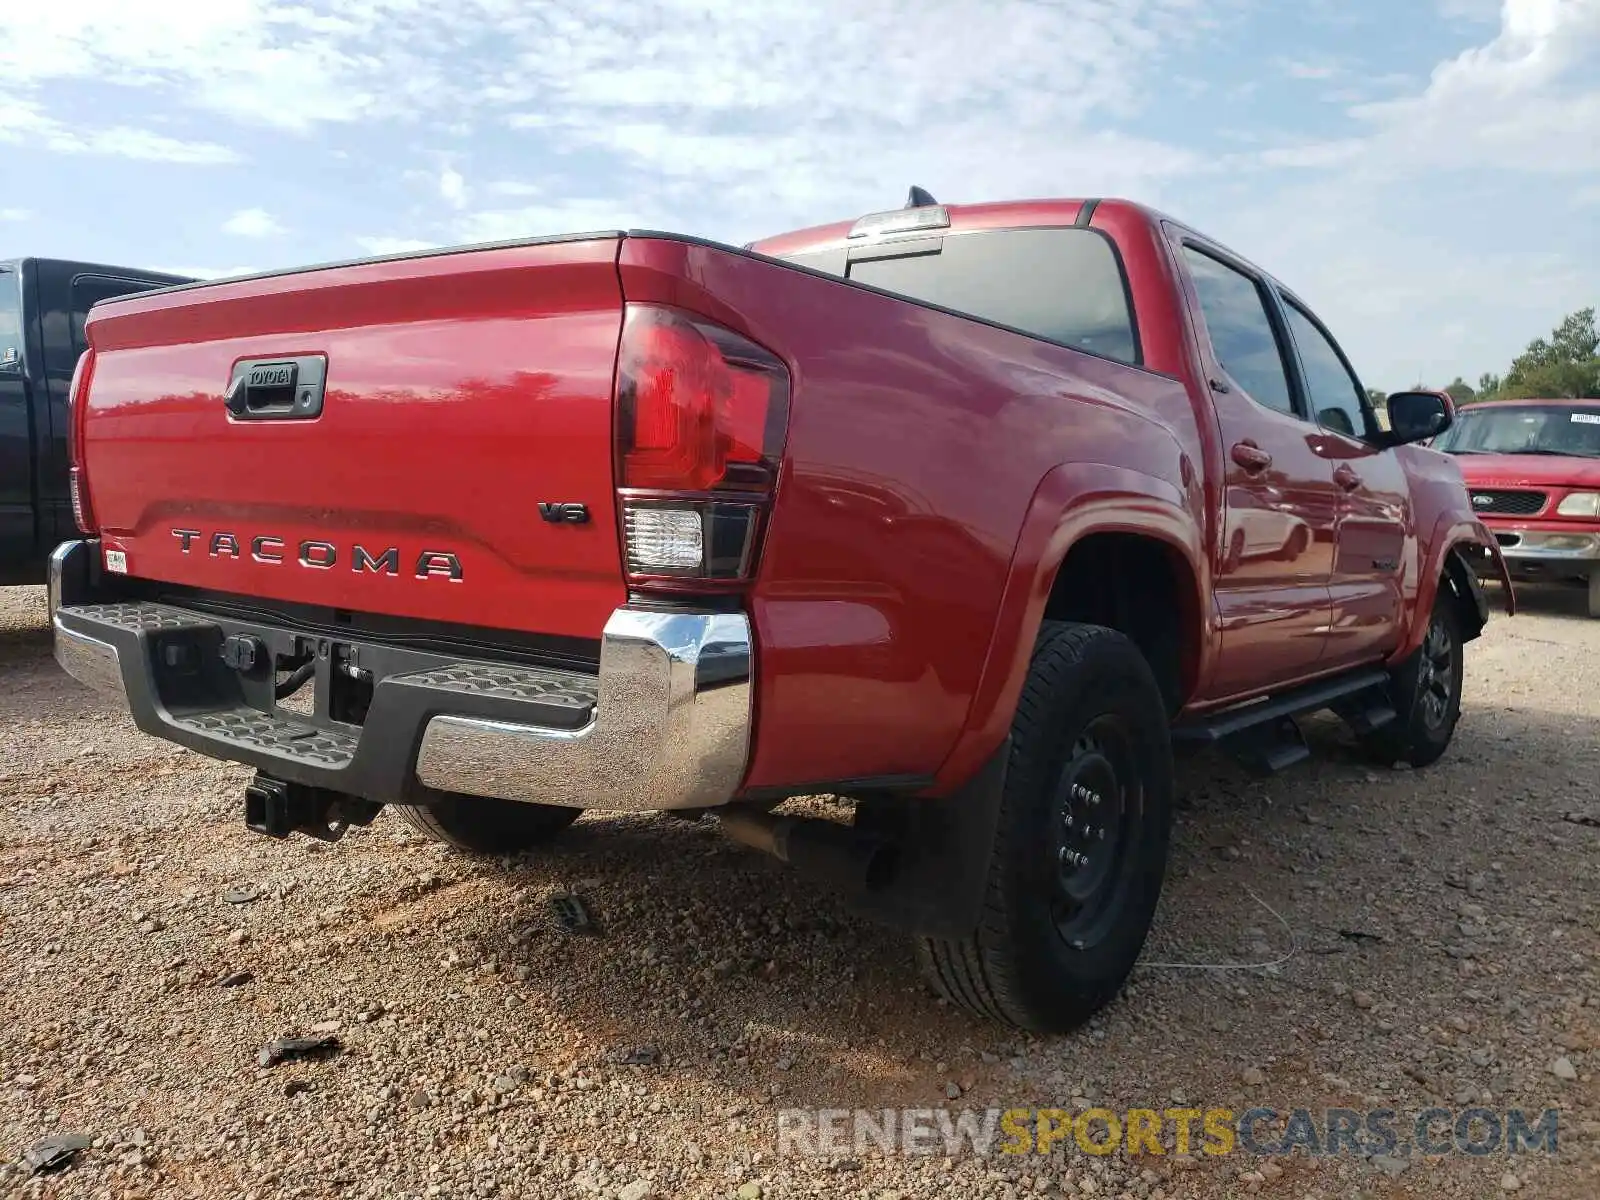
[2,583,1597,1200]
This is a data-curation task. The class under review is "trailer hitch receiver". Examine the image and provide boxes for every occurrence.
[244,774,382,842]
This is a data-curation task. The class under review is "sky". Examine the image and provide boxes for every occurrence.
[1,0,1596,393]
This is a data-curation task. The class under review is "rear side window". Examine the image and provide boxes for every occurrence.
[1181,245,1294,415]
[843,228,1139,365]
[70,275,151,355]
[0,268,21,370]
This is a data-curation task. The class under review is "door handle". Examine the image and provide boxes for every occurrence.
[1333,463,1362,491]
[1230,441,1272,473]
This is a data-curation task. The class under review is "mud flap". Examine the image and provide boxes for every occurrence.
[1462,524,1517,617]
[1447,536,1514,643]
[1445,547,1490,642]
[845,739,1010,940]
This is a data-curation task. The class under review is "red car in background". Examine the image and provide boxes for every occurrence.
[1432,397,1600,616]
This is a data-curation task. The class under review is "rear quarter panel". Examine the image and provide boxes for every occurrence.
[620,238,1210,794]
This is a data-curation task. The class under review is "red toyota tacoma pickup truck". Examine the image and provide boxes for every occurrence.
[1429,396,1600,617]
[49,192,1513,1031]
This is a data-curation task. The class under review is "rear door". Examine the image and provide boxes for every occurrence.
[1174,238,1338,700]
[0,264,30,568]
[1276,292,1408,668]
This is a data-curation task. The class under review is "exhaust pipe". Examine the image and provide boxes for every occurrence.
[718,807,898,893]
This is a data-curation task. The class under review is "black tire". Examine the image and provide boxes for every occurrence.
[916,622,1174,1033]
[1587,572,1600,620]
[393,794,581,855]
[1360,589,1463,768]
[1276,524,1310,564]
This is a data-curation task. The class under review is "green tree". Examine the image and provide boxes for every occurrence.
[1503,307,1600,399]
[1476,372,1502,401]
[1443,376,1476,405]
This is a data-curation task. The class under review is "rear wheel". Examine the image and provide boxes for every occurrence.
[1360,589,1463,768]
[393,794,581,854]
[915,622,1173,1033]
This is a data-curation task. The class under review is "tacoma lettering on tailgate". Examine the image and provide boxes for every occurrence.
[170,528,463,582]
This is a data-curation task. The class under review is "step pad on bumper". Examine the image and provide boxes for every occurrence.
[68,601,214,633]
[393,662,597,720]
[172,707,359,767]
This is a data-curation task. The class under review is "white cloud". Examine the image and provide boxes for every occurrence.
[482,0,1222,238]
[353,235,441,255]
[82,127,239,163]
[152,265,259,280]
[1246,0,1600,187]
[1,0,1217,218]
[456,200,641,244]
[223,207,285,238]
[0,93,237,161]
[1438,0,1504,20]
[1280,60,1341,80]
[485,181,545,198]
[0,207,30,222]
[0,0,1593,392]
[0,1,387,131]
[439,166,468,210]
[1214,0,1600,388]
[1255,140,1365,169]
[1340,0,1600,178]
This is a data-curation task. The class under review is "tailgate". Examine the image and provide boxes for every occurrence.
[80,236,627,639]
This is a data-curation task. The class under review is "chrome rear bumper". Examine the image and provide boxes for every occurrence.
[52,618,126,698]
[48,539,752,812]
[412,609,752,810]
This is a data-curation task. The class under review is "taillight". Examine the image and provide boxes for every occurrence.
[614,304,789,587]
[67,349,97,534]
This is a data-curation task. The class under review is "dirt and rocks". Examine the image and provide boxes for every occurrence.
[1,582,1597,1199]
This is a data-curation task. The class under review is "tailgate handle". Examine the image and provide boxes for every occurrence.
[225,355,328,421]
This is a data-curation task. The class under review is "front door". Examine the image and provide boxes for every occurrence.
[1277,293,1408,668]
[1176,241,1339,701]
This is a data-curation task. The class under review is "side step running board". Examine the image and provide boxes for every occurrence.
[1173,666,1396,774]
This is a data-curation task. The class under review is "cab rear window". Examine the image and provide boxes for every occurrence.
[784,227,1140,366]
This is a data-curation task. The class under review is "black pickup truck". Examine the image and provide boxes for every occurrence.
[1,258,191,583]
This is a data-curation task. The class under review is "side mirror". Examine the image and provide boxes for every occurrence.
[1386,389,1454,445]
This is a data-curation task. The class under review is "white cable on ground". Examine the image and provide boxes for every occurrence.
[1136,887,1298,972]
